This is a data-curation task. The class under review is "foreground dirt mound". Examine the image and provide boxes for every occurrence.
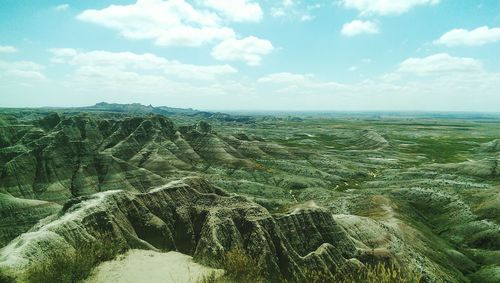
[0,177,360,282]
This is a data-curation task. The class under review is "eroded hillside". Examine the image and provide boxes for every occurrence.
[0,110,499,282]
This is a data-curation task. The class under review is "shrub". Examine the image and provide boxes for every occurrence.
[199,251,422,283]
[222,247,264,282]
[25,236,121,283]
[332,262,422,283]
[200,247,265,283]
[0,272,15,283]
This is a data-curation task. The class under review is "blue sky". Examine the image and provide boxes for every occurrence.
[0,0,499,111]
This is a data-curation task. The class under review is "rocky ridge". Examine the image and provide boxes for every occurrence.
[0,178,361,282]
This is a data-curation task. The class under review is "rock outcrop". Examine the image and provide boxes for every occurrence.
[351,130,389,150]
[0,114,301,206]
[0,178,359,282]
[0,193,60,247]
[481,139,500,153]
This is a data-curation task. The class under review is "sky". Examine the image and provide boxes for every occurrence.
[0,0,499,111]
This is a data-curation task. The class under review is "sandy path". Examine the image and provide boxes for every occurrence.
[85,249,224,283]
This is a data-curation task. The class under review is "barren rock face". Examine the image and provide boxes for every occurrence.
[0,194,60,247]
[0,178,358,282]
[0,114,291,206]
[0,114,277,246]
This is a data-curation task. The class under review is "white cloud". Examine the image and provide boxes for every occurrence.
[300,14,314,22]
[0,45,17,53]
[341,0,440,16]
[271,0,317,22]
[77,0,234,47]
[254,68,500,111]
[50,48,237,81]
[49,48,78,61]
[7,70,46,80]
[0,60,45,80]
[434,26,500,46]
[200,0,263,22]
[341,20,379,36]
[43,49,250,103]
[271,9,286,18]
[379,73,401,82]
[258,72,347,95]
[398,53,483,75]
[258,72,313,83]
[211,36,274,66]
[54,4,69,12]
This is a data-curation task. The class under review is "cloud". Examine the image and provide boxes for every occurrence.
[397,53,483,75]
[44,48,250,104]
[434,26,500,46]
[341,0,440,16]
[0,60,45,80]
[77,0,234,47]
[50,48,237,81]
[253,67,500,111]
[341,20,379,36]
[49,48,78,60]
[272,0,295,16]
[200,0,263,22]
[258,72,399,95]
[258,72,313,83]
[54,4,70,12]
[0,45,17,53]
[270,0,318,22]
[211,36,274,66]
[258,72,347,95]
[300,14,314,22]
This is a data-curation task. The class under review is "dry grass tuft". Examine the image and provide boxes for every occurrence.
[332,262,422,283]
[24,236,121,283]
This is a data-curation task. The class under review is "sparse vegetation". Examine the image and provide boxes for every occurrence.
[220,247,264,282]
[197,247,268,283]
[25,236,121,283]
[0,272,15,283]
[332,262,422,283]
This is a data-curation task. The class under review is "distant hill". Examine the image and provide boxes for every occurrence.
[83,102,256,122]
[82,102,200,116]
[0,102,256,123]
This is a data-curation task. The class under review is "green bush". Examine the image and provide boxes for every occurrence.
[200,251,422,283]
[0,272,15,283]
[25,236,121,283]
[199,247,265,283]
[222,247,264,282]
[331,262,422,283]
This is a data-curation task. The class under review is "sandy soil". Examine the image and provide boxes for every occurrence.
[85,249,224,283]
